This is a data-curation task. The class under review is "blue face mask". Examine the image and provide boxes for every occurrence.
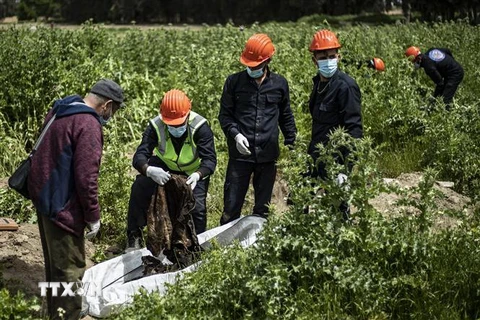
[168,124,187,138]
[246,66,264,79]
[317,58,338,78]
[99,106,112,126]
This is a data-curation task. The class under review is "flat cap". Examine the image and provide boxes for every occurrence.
[90,79,125,107]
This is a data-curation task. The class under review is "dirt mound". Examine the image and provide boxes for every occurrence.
[0,223,95,298]
[369,172,471,227]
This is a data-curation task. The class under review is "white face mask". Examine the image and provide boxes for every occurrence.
[317,58,338,78]
[167,124,187,138]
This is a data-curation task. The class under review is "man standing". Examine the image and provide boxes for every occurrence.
[126,89,216,250]
[307,29,363,218]
[405,46,464,109]
[28,79,125,319]
[218,33,297,225]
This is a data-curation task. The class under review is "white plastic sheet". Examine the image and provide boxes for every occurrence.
[81,216,265,318]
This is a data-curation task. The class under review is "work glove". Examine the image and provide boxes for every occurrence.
[186,172,201,190]
[234,133,251,155]
[335,173,348,187]
[146,166,171,186]
[85,220,100,240]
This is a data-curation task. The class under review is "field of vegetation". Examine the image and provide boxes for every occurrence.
[0,18,479,318]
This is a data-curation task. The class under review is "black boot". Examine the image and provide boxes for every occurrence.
[125,229,144,252]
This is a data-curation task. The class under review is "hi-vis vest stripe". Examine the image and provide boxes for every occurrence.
[150,111,207,175]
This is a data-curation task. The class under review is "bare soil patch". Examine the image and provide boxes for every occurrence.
[0,224,95,298]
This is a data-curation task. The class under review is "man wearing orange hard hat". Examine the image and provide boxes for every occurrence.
[341,56,386,72]
[405,46,463,110]
[306,29,363,220]
[218,33,297,225]
[367,57,385,71]
[125,89,217,250]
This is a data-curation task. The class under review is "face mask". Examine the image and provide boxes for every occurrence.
[168,124,187,138]
[246,66,264,79]
[99,105,112,126]
[317,58,338,78]
[414,61,421,69]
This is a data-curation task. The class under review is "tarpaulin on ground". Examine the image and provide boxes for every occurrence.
[81,215,266,318]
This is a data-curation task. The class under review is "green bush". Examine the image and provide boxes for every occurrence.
[0,288,41,320]
[0,21,479,317]
[117,134,480,319]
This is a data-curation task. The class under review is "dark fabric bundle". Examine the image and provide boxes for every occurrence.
[145,174,201,274]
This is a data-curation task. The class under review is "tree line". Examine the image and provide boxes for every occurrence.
[0,0,479,24]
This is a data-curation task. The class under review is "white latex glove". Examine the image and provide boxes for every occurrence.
[186,172,201,190]
[234,133,251,155]
[85,220,100,240]
[146,166,171,185]
[336,173,349,191]
[336,173,348,185]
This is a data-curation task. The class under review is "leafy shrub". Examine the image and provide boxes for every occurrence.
[0,288,41,320]
[118,134,480,319]
[0,21,479,317]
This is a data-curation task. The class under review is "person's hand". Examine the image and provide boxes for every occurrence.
[336,173,349,191]
[146,166,171,185]
[85,220,100,240]
[186,172,201,190]
[234,133,251,155]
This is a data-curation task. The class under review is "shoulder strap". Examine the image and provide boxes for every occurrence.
[31,100,91,154]
[31,114,57,154]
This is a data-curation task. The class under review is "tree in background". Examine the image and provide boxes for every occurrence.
[17,0,59,21]
[11,0,480,24]
[0,0,18,19]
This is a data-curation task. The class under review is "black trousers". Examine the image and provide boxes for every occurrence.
[434,72,464,106]
[220,160,276,225]
[127,174,210,234]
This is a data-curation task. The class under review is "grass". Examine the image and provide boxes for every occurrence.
[377,141,424,177]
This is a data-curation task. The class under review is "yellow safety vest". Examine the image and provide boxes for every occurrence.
[150,111,207,175]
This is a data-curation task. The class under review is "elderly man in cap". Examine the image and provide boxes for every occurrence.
[28,78,125,320]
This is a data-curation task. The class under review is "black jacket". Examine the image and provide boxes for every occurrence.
[419,48,464,96]
[218,69,297,163]
[308,70,362,157]
[132,121,217,179]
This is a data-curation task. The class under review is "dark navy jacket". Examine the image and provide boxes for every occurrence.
[218,69,297,163]
[419,48,464,96]
[28,95,103,236]
[308,70,362,158]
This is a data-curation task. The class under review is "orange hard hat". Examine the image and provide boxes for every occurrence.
[373,57,385,71]
[240,33,275,67]
[405,46,421,61]
[160,89,191,125]
[309,29,341,52]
